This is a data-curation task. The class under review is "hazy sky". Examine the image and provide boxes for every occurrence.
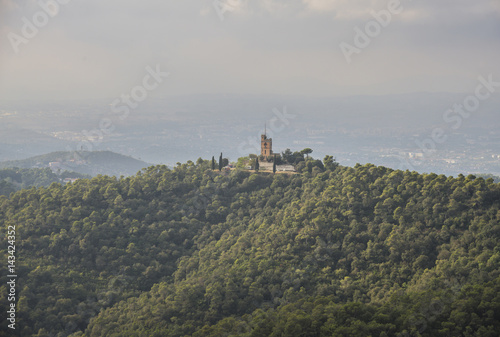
[0,0,499,100]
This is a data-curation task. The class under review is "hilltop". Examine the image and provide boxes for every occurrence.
[0,158,499,336]
[0,151,150,177]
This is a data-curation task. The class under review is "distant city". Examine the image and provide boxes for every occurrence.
[1,93,499,177]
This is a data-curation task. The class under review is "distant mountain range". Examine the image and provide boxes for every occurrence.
[0,151,150,177]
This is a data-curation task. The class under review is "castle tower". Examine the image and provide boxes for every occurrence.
[261,126,273,159]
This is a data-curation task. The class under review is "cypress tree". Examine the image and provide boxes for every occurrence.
[273,155,277,174]
[255,157,259,171]
[212,156,215,170]
[219,153,223,171]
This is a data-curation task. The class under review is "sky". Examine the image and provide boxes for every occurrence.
[0,0,499,100]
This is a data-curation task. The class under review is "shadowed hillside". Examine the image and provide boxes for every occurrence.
[1,158,499,336]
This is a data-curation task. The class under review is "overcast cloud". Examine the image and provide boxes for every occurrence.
[0,0,499,100]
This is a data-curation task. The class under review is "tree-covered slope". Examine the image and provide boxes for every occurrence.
[0,151,149,177]
[0,168,89,196]
[1,160,499,336]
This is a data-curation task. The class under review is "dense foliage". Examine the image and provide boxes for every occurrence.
[0,168,89,196]
[1,158,499,336]
[478,173,500,183]
[237,148,332,173]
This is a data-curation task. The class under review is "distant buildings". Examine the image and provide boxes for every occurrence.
[48,159,87,173]
[62,178,79,184]
[408,152,424,159]
[49,162,62,172]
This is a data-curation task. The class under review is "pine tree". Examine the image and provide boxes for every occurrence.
[219,153,223,171]
[212,156,215,170]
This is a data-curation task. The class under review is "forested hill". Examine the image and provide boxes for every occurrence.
[1,160,500,336]
[0,151,149,177]
[0,168,90,196]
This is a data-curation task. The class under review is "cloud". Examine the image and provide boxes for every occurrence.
[0,0,19,25]
[0,0,498,100]
[493,0,500,14]
[0,0,18,11]
[302,0,394,19]
[302,0,500,21]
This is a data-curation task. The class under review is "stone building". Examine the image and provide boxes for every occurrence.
[261,132,273,159]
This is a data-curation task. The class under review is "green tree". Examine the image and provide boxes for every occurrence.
[323,155,338,171]
[300,148,313,159]
[236,157,250,169]
[282,148,293,164]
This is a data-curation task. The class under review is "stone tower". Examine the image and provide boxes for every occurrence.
[261,126,273,159]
